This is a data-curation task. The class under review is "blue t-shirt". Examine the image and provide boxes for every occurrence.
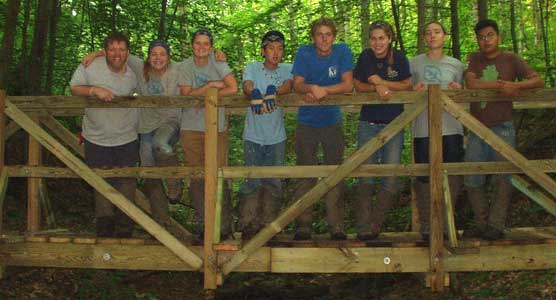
[242,62,293,145]
[354,48,410,123]
[292,43,354,128]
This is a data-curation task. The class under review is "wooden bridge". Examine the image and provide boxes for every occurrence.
[0,86,556,297]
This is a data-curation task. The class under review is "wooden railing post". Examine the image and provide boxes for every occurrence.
[428,84,445,291]
[27,114,41,233]
[204,88,219,292]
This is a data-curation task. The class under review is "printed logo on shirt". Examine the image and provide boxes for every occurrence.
[146,78,164,95]
[387,69,399,79]
[195,73,210,87]
[328,66,338,78]
[424,65,442,82]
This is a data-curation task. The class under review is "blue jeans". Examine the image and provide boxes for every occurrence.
[464,121,516,188]
[357,121,404,191]
[240,140,286,195]
[139,122,179,167]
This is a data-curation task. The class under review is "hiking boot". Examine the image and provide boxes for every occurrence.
[96,216,115,237]
[482,224,504,240]
[261,184,283,225]
[293,229,312,241]
[155,151,183,204]
[239,187,261,235]
[462,223,487,238]
[353,182,373,234]
[357,223,381,241]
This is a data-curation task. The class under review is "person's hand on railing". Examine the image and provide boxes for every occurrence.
[208,81,225,89]
[447,82,462,90]
[368,74,384,86]
[376,85,392,101]
[308,84,327,100]
[262,85,277,113]
[89,86,115,102]
[82,50,105,68]
[250,88,263,114]
[413,82,426,91]
[497,80,520,97]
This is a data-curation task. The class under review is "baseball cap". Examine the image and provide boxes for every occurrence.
[261,30,285,48]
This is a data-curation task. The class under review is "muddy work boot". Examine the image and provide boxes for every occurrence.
[143,179,170,225]
[113,179,137,238]
[155,151,183,204]
[484,176,512,240]
[96,216,115,238]
[261,184,283,226]
[325,182,346,240]
[239,187,261,240]
[353,182,374,240]
[368,189,396,237]
[414,180,431,237]
[463,186,489,238]
[292,179,315,241]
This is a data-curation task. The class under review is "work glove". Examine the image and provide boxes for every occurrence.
[250,88,263,114]
[263,85,277,113]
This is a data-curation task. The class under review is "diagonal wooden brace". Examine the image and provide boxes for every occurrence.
[4,100,203,270]
[221,96,428,275]
[511,175,556,217]
[442,94,556,198]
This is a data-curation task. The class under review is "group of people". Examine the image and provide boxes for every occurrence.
[69,16,543,242]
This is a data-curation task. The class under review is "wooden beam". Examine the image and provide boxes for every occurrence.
[204,88,218,289]
[222,96,428,275]
[428,85,445,291]
[271,247,430,273]
[39,116,85,158]
[4,100,203,270]
[443,171,458,247]
[444,244,556,272]
[8,89,556,113]
[442,94,556,198]
[1,240,555,273]
[27,115,41,233]
[511,175,556,217]
[7,159,556,179]
[4,120,20,141]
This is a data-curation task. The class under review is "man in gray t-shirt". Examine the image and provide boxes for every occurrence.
[70,32,139,238]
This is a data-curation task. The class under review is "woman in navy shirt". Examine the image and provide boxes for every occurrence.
[353,20,411,240]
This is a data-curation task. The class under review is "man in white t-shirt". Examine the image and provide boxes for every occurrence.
[70,32,139,238]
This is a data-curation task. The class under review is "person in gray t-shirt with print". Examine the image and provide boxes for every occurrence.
[70,32,139,238]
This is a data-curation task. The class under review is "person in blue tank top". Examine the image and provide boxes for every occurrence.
[352,21,411,240]
[291,17,354,241]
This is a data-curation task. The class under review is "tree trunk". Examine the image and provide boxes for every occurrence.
[360,0,370,50]
[45,0,60,95]
[158,0,168,40]
[391,0,405,53]
[287,0,298,49]
[537,0,553,86]
[28,0,50,95]
[477,0,487,20]
[111,0,118,32]
[417,0,425,54]
[166,0,180,41]
[18,0,31,94]
[432,0,439,20]
[510,0,518,54]
[0,0,22,90]
[450,0,461,60]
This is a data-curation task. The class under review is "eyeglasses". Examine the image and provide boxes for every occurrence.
[477,32,497,41]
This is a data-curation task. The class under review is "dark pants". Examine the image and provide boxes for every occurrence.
[85,140,139,237]
[294,122,345,233]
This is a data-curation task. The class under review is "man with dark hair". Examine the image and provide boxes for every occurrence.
[239,30,293,240]
[291,17,354,240]
[70,32,139,238]
[464,19,544,240]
